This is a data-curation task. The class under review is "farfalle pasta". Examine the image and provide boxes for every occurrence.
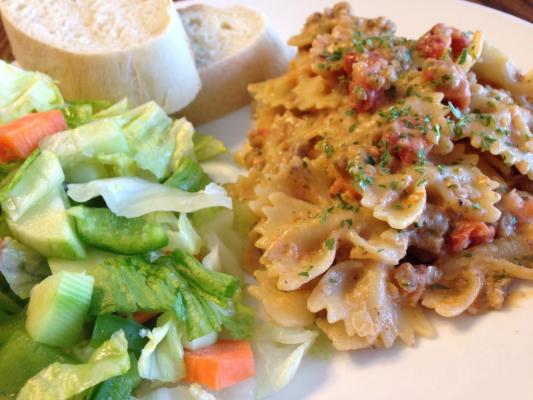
[232,2,533,352]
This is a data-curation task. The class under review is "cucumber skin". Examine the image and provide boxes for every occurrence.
[0,330,74,398]
[72,207,168,255]
[90,314,147,355]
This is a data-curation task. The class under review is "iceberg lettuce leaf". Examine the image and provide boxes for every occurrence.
[67,177,232,218]
[138,312,185,382]
[0,61,63,124]
[0,237,50,299]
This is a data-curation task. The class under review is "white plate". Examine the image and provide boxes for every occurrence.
[179,1,533,398]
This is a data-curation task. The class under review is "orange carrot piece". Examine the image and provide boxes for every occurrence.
[0,110,67,161]
[132,311,160,324]
[184,340,255,391]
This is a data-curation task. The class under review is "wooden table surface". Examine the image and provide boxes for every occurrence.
[0,0,531,62]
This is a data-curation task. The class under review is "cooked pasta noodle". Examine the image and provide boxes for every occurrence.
[232,2,533,351]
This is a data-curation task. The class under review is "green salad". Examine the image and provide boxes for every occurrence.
[0,60,260,399]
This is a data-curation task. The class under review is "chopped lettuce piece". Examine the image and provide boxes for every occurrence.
[67,177,232,218]
[40,118,129,182]
[200,154,246,185]
[92,99,129,119]
[69,206,168,255]
[62,100,115,129]
[0,60,64,124]
[164,156,211,192]
[86,252,251,341]
[0,161,20,183]
[0,329,75,398]
[255,321,318,396]
[171,118,195,170]
[146,212,203,255]
[87,354,141,400]
[0,237,49,299]
[138,312,186,382]
[88,256,179,316]
[170,250,239,299]
[192,207,246,278]
[193,133,227,162]
[116,102,175,180]
[18,330,130,400]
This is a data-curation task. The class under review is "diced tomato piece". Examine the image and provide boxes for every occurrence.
[416,23,470,61]
[423,60,471,110]
[346,52,388,112]
[451,29,470,59]
[449,221,495,253]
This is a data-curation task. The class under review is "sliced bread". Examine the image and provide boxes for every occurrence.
[0,0,201,113]
[177,4,290,124]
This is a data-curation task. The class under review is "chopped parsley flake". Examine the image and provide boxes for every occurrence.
[448,101,462,119]
[437,164,447,175]
[480,133,496,151]
[351,166,374,191]
[457,48,468,64]
[341,218,353,228]
[365,155,376,165]
[324,238,335,250]
[320,207,334,224]
[349,123,357,133]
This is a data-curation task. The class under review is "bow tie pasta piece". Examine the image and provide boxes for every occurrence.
[361,170,427,229]
[425,165,501,223]
[307,261,398,348]
[248,270,315,328]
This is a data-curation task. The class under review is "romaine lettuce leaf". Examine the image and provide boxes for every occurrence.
[138,312,185,382]
[171,118,195,171]
[87,252,252,341]
[0,60,63,124]
[67,177,232,218]
[17,330,130,400]
[0,237,50,299]
[86,354,141,400]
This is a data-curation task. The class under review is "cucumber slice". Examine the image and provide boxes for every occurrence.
[0,330,74,398]
[69,206,168,255]
[1,150,64,221]
[7,188,86,260]
[26,271,94,347]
